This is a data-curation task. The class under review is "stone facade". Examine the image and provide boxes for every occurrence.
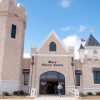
[30,32,75,96]
[0,0,26,95]
[27,32,100,96]
[0,0,100,96]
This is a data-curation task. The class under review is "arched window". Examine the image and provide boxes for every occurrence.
[49,42,56,51]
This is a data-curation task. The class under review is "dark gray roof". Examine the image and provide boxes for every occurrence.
[85,34,100,46]
[79,44,84,49]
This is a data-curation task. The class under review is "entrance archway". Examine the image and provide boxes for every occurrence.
[39,71,65,94]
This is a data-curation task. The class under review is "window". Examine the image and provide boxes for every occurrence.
[23,69,30,85]
[75,70,81,86]
[93,70,100,84]
[11,24,16,39]
[40,71,65,82]
[49,42,56,51]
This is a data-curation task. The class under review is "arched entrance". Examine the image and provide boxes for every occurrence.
[39,71,65,95]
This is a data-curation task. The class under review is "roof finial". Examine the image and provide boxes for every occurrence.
[89,28,94,34]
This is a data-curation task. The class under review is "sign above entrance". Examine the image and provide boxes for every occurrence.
[42,61,64,67]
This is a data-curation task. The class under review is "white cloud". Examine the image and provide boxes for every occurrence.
[61,26,71,32]
[61,25,87,33]
[61,26,76,32]
[60,0,72,8]
[62,35,80,59]
[23,54,31,58]
[79,25,86,32]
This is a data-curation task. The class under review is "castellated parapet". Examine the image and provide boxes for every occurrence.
[0,0,26,28]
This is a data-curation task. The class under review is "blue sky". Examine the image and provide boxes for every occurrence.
[16,0,100,57]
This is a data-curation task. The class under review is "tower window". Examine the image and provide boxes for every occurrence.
[11,24,16,39]
[49,42,56,51]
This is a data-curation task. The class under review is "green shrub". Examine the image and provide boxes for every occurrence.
[96,91,100,96]
[87,92,93,95]
[80,92,85,97]
[13,91,18,95]
[19,90,25,95]
[13,90,26,96]
[3,91,10,96]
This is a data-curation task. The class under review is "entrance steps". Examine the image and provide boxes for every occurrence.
[34,95,79,100]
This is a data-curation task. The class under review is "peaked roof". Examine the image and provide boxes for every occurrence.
[85,34,100,46]
[79,43,84,49]
[38,31,67,52]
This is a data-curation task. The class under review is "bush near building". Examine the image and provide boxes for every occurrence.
[13,90,27,96]
[87,92,93,95]
[3,91,10,96]
[96,91,100,96]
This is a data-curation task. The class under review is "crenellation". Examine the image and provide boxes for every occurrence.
[0,0,15,11]
[0,0,26,25]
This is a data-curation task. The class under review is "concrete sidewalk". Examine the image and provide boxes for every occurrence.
[34,96,79,100]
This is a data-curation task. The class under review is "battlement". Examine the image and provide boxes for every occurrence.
[0,0,26,26]
[0,0,15,11]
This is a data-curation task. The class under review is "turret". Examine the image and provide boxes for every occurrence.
[85,34,100,59]
[0,0,26,95]
[79,43,85,63]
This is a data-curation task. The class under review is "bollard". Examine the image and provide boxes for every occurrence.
[30,88,37,98]
[75,89,79,98]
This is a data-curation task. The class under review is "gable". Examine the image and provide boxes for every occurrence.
[38,32,68,55]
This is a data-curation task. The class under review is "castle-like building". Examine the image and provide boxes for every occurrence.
[0,0,100,96]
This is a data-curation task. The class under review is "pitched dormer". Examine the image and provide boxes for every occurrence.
[38,31,73,55]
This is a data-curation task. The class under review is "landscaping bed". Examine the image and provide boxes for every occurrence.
[0,96,33,99]
[79,96,100,100]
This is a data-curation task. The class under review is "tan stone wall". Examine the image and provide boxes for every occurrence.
[22,58,31,69]
[82,60,100,88]
[0,16,7,80]
[74,60,82,70]
[0,0,26,82]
